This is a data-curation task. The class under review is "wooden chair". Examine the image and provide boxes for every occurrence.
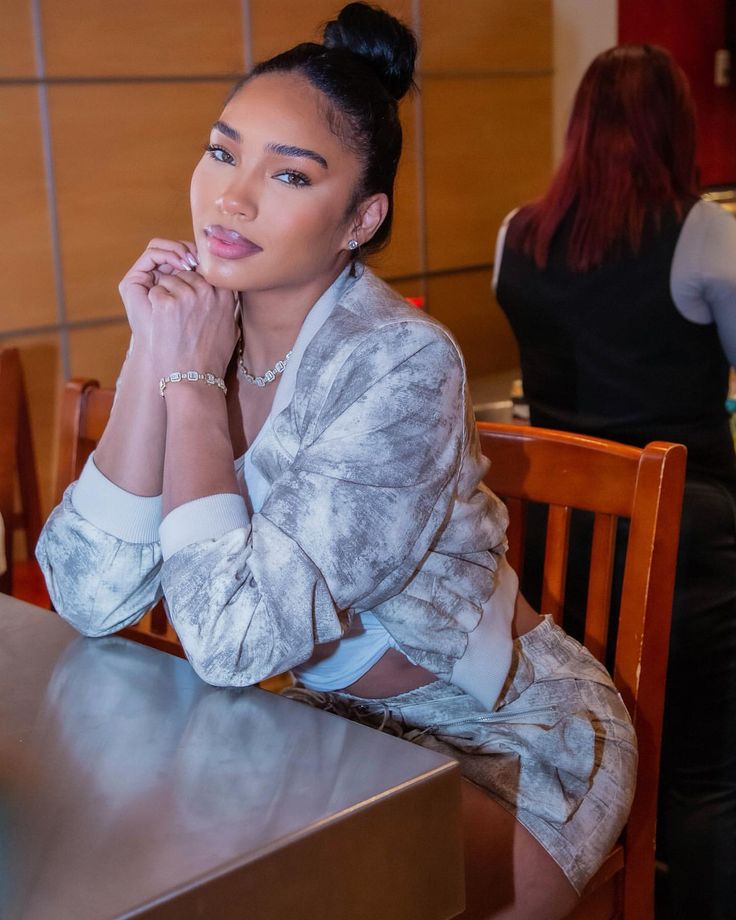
[0,348,43,596]
[477,422,687,920]
[55,378,183,657]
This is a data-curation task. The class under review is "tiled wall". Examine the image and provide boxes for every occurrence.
[2,0,552,521]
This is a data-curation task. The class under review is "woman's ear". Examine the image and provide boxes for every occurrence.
[347,193,389,248]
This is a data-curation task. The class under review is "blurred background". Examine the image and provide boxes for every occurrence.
[2,0,736,531]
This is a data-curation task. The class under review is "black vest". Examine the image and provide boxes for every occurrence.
[496,204,735,480]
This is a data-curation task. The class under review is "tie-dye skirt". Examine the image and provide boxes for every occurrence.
[284,616,637,894]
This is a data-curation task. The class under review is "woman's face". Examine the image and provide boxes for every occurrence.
[190,72,365,295]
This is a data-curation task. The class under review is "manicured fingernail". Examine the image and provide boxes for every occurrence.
[186,252,198,267]
[180,259,192,271]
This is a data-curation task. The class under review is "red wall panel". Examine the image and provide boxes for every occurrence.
[619,0,736,185]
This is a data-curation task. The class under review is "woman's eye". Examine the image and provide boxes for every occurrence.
[205,144,234,165]
[273,170,311,188]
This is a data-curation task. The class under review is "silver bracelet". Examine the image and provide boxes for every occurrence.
[159,370,227,398]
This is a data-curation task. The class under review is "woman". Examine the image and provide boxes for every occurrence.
[37,6,635,917]
[494,45,736,920]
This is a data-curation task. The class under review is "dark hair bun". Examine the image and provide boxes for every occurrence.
[323,2,417,101]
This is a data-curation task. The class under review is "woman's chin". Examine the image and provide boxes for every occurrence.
[198,258,245,291]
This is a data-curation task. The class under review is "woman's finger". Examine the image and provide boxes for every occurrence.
[149,272,196,298]
[178,240,200,268]
[146,238,192,259]
[121,249,193,293]
[133,240,194,274]
[129,248,190,275]
[168,268,221,297]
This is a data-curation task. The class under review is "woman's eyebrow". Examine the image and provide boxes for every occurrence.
[212,120,241,142]
[265,142,328,169]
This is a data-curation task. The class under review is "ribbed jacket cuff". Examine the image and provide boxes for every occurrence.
[71,454,162,543]
[159,493,250,561]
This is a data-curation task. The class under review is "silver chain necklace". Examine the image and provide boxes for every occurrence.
[237,340,293,388]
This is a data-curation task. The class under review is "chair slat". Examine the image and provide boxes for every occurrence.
[584,512,617,662]
[541,504,571,624]
[503,496,525,578]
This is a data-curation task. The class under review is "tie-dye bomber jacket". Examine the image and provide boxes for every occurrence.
[37,269,516,707]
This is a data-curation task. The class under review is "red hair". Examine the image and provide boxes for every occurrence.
[514,45,698,272]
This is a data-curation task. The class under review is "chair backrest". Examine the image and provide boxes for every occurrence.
[477,421,686,920]
[55,378,115,506]
[0,348,42,593]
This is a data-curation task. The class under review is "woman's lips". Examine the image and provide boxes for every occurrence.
[204,224,262,260]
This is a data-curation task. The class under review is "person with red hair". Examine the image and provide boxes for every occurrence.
[494,44,736,920]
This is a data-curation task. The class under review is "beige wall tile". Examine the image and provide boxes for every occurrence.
[0,88,58,333]
[1,0,36,77]
[423,75,551,272]
[251,0,339,60]
[0,333,63,517]
[420,0,551,72]
[251,0,415,63]
[367,97,422,279]
[427,270,519,378]
[68,322,130,388]
[49,81,228,322]
[41,0,244,76]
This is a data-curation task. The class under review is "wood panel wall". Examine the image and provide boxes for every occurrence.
[1,0,552,526]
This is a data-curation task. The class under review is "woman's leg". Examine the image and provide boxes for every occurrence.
[458,779,579,920]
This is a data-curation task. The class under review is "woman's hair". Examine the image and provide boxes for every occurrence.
[513,44,698,272]
[229,2,417,257]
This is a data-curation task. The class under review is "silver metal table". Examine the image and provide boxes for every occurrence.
[0,595,464,920]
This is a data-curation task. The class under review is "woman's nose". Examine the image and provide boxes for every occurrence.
[215,181,257,220]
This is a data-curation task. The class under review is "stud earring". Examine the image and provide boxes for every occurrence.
[347,239,359,251]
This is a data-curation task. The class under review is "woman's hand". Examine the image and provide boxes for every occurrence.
[118,239,199,348]
[94,238,199,497]
[148,269,239,380]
